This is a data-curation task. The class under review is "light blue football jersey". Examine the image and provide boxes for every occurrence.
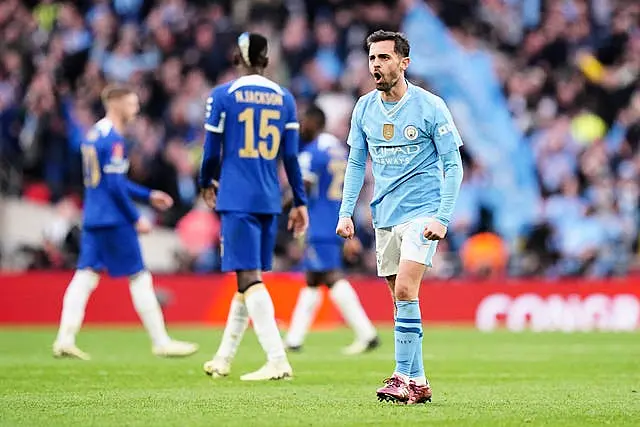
[347,82,463,228]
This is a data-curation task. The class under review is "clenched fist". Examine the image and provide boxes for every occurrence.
[423,220,447,241]
[336,217,355,239]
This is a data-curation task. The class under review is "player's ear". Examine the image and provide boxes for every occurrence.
[400,56,410,72]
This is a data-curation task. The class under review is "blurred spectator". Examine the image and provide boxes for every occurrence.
[14,196,81,270]
[460,232,509,279]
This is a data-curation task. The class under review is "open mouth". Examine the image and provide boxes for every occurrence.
[374,72,382,82]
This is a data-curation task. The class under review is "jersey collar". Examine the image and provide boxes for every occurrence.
[376,80,412,119]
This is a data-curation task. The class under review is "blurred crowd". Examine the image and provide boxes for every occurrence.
[0,0,638,278]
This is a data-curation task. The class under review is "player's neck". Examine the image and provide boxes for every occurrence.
[239,68,264,77]
[105,113,126,135]
[381,78,408,103]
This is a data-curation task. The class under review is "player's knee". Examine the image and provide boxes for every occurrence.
[324,271,342,288]
[306,272,324,288]
[237,270,262,293]
[128,270,152,288]
[73,269,100,292]
[394,280,417,301]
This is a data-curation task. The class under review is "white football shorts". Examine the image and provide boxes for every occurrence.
[375,216,439,277]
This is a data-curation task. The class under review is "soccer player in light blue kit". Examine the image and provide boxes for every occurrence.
[336,31,464,404]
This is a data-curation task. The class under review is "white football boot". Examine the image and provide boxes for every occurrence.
[152,340,199,357]
[341,336,380,356]
[53,343,91,361]
[203,357,232,378]
[240,359,293,381]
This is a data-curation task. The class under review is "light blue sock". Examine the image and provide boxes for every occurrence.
[410,316,425,382]
[394,300,422,377]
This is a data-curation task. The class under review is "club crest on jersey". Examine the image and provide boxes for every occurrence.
[404,125,418,141]
[111,142,124,163]
[382,123,394,140]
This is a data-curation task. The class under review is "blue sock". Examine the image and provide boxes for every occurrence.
[394,300,422,377]
[409,315,425,382]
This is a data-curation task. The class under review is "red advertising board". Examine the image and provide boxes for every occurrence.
[0,273,638,331]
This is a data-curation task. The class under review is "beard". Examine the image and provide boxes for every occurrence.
[373,71,401,92]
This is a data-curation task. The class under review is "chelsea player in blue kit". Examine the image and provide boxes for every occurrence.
[199,33,308,381]
[284,105,379,355]
[336,31,464,404]
[53,85,198,360]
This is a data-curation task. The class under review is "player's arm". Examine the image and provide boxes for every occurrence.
[103,142,141,224]
[126,179,151,201]
[126,179,174,211]
[337,100,367,238]
[199,89,225,208]
[424,99,464,240]
[282,92,308,236]
[282,94,307,208]
[282,151,315,210]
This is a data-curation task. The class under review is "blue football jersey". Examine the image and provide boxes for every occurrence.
[81,118,141,228]
[347,82,463,228]
[204,75,300,214]
[299,133,347,242]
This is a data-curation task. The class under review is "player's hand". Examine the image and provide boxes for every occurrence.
[136,216,153,234]
[423,220,447,241]
[336,217,355,239]
[201,181,219,209]
[288,205,309,238]
[150,190,174,211]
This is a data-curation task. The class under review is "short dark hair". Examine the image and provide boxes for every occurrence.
[366,30,410,58]
[101,84,134,105]
[305,104,326,129]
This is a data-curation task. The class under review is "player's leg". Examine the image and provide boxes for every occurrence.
[384,272,429,402]
[106,225,197,357]
[128,270,198,357]
[398,218,437,404]
[239,213,292,381]
[392,259,430,404]
[326,269,379,355]
[53,269,99,360]
[204,292,248,377]
[53,228,101,360]
[374,226,412,402]
[284,271,324,351]
[204,212,255,377]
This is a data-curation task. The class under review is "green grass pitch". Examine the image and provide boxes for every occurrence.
[0,327,639,426]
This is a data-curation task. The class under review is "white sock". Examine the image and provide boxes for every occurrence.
[329,279,377,342]
[55,269,99,347]
[244,284,287,362]
[412,376,428,386]
[215,293,249,361]
[129,271,171,347]
[285,286,322,348]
